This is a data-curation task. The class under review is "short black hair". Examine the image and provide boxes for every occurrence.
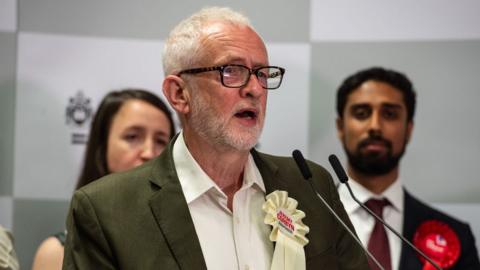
[76,88,175,189]
[336,67,416,122]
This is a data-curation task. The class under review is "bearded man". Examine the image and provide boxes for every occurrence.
[335,67,480,270]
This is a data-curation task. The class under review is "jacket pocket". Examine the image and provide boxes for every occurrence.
[306,246,339,270]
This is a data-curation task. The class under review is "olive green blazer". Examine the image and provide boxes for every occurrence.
[63,139,369,270]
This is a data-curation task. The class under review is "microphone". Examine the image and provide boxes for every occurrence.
[291,150,385,270]
[328,154,443,270]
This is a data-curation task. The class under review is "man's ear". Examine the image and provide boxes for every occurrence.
[162,75,190,115]
[405,120,414,144]
[336,117,345,140]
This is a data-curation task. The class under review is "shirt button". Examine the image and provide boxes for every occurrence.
[244,265,250,270]
[235,217,240,224]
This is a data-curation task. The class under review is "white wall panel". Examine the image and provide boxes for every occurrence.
[258,43,310,157]
[14,32,165,199]
[0,0,16,32]
[311,0,480,41]
[0,196,13,229]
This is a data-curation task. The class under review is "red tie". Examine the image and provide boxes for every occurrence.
[365,198,391,270]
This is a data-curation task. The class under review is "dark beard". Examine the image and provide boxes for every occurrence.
[344,135,406,176]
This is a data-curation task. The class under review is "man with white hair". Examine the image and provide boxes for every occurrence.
[63,7,369,270]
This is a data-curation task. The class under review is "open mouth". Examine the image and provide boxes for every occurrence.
[235,109,258,120]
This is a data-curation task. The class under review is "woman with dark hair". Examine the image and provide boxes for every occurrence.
[32,88,176,270]
[76,88,176,189]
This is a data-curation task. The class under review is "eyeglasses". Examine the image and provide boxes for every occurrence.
[177,64,285,90]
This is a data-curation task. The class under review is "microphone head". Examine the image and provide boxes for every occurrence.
[328,154,349,183]
[292,150,312,180]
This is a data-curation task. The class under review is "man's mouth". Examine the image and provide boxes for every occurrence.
[364,142,387,151]
[359,139,390,153]
[235,109,258,120]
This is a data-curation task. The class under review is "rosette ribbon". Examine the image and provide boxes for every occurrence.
[413,220,461,270]
[263,190,309,270]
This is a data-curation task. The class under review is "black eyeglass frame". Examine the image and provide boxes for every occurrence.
[177,64,285,90]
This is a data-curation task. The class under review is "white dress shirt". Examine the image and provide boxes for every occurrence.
[173,133,273,270]
[338,178,404,270]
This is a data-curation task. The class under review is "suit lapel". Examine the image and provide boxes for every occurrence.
[399,190,423,269]
[252,150,286,194]
[148,137,207,270]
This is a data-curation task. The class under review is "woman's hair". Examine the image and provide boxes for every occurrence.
[75,88,175,189]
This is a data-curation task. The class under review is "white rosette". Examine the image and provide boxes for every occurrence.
[263,190,309,270]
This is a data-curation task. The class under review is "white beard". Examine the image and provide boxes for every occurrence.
[189,89,264,151]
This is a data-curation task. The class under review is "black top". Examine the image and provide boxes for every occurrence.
[53,231,67,246]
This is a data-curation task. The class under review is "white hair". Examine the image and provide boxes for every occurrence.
[162,6,252,75]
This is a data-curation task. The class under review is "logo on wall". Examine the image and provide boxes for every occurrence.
[66,90,93,144]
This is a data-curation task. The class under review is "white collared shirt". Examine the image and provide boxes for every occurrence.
[338,178,404,270]
[173,133,273,270]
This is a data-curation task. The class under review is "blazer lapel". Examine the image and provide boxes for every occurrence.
[251,150,286,194]
[399,190,423,269]
[148,138,207,270]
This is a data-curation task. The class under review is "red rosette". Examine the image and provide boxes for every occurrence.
[413,220,461,269]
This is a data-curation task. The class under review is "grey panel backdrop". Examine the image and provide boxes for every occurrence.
[0,0,17,235]
[0,32,15,197]
[0,0,479,268]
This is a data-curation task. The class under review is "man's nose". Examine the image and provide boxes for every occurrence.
[239,73,265,98]
[368,112,382,133]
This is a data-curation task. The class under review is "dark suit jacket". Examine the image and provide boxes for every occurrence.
[399,190,480,269]
[63,141,370,270]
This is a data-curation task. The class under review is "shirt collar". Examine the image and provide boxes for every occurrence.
[243,154,266,193]
[338,176,404,214]
[172,131,265,204]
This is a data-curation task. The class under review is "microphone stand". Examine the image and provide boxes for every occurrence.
[328,154,443,270]
[292,150,385,270]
